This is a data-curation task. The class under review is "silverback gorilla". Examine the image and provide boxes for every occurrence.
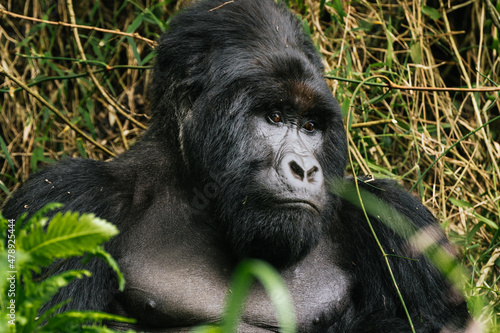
[3,0,471,332]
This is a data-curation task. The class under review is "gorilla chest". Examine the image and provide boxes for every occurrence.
[245,257,351,331]
[115,239,350,332]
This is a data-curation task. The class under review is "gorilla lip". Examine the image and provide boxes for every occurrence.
[275,199,321,214]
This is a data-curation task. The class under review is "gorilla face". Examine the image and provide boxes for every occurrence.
[180,51,347,267]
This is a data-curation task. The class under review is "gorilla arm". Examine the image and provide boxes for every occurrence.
[330,178,471,332]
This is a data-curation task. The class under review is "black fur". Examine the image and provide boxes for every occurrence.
[329,178,470,332]
[2,0,470,331]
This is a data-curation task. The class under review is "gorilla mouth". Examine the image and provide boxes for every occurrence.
[275,199,321,214]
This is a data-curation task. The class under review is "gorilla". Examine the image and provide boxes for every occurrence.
[2,0,471,332]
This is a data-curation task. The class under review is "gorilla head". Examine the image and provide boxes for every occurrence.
[150,0,347,267]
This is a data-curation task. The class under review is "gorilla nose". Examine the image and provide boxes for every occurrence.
[281,154,323,188]
[289,160,319,182]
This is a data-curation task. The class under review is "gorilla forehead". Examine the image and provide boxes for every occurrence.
[188,0,315,54]
[204,47,338,123]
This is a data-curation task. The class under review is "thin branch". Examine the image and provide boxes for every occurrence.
[325,75,500,92]
[0,8,157,48]
[351,119,398,128]
[209,0,235,12]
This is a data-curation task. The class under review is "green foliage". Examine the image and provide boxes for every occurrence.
[0,204,134,333]
[421,6,442,20]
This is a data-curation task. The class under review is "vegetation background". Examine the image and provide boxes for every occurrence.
[0,0,499,330]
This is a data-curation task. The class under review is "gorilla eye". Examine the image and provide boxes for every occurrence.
[268,112,283,124]
[303,121,316,132]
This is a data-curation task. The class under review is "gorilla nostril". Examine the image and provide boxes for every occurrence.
[289,161,305,181]
[307,166,319,182]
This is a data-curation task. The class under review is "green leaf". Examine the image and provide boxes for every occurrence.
[141,50,156,66]
[191,325,223,333]
[467,295,484,318]
[0,135,15,173]
[76,138,89,158]
[79,100,96,139]
[341,98,350,120]
[31,146,45,171]
[467,222,483,245]
[2,206,125,332]
[448,197,474,208]
[126,13,145,34]
[19,211,119,267]
[219,259,296,333]
[39,311,136,332]
[30,270,91,308]
[410,43,422,64]
[473,212,499,230]
[20,203,63,234]
[422,6,441,20]
[330,0,346,20]
[94,248,126,291]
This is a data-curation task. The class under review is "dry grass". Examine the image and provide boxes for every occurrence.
[0,0,499,329]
